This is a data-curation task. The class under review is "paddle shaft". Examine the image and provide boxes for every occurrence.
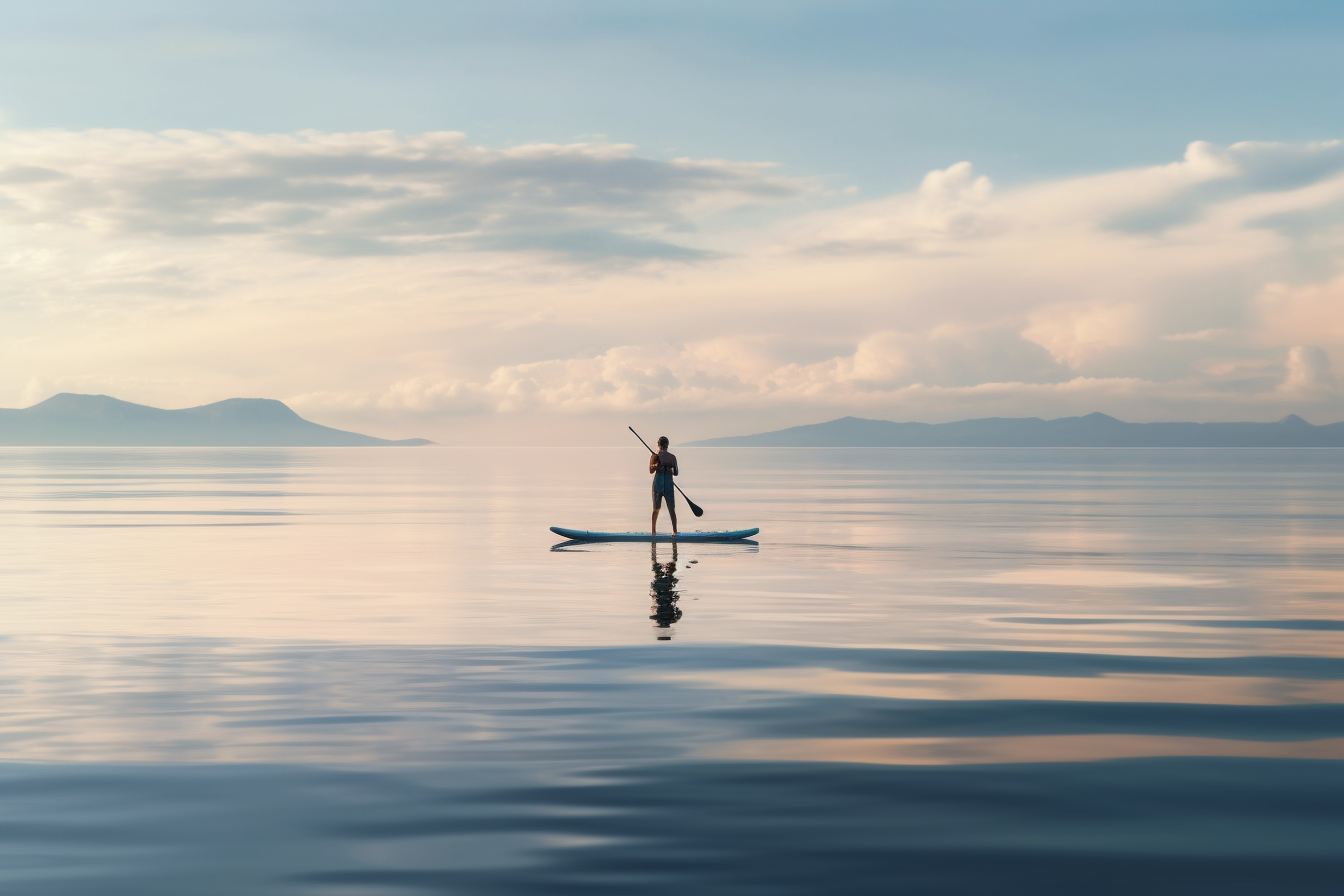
[630,427,704,517]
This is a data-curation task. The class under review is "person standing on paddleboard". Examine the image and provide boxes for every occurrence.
[650,436,679,537]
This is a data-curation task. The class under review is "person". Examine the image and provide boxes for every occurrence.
[649,435,679,537]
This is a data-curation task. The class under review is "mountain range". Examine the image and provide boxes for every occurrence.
[0,394,431,446]
[687,413,1344,448]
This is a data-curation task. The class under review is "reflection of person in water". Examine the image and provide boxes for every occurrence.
[650,541,682,638]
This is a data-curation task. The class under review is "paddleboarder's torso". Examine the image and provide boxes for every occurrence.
[650,449,678,493]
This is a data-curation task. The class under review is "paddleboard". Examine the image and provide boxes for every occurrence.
[550,526,759,543]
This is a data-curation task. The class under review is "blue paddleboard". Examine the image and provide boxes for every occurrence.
[550,526,759,543]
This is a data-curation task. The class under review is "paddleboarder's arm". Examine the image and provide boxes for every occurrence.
[649,453,659,474]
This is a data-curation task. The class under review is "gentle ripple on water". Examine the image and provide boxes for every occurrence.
[0,447,1340,894]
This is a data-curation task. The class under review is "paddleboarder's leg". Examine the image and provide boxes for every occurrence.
[652,489,663,536]
[667,489,678,536]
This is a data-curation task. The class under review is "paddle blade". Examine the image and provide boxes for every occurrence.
[687,499,704,517]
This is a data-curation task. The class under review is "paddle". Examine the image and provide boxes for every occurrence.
[630,427,705,518]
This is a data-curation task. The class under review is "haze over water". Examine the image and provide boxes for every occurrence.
[2,447,1342,893]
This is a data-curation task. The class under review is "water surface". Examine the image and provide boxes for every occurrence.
[2,448,1341,893]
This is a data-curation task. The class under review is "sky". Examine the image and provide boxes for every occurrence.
[2,0,1344,443]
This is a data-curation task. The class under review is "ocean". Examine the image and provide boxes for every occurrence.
[1,446,1341,894]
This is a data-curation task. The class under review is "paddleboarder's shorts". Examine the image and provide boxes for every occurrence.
[652,485,675,510]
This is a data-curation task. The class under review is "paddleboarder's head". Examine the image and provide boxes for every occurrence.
[658,436,669,449]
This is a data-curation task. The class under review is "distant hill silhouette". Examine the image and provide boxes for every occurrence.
[688,412,1344,448]
[0,394,432,446]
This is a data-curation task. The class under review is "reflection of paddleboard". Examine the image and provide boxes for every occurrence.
[550,526,759,543]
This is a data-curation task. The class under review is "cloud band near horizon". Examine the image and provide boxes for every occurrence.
[3,129,1343,441]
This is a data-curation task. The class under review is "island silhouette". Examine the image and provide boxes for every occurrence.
[688,412,1344,448]
[0,393,432,446]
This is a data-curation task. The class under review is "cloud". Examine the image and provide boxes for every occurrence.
[1105,140,1344,234]
[787,161,1000,257]
[1162,329,1229,342]
[914,161,998,238]
[1281,345,1338,395]
[6,133,1344,439]
[1022,302,1146,369]
[0,165,66,184]
[1256,274,1344,348]
[0,129,801,263]
[286,327,1306,423]
[478,228,715,261]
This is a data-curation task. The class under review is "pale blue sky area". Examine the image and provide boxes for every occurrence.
[2,0,1342,191]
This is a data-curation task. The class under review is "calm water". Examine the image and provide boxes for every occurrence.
[1,447,1341,894]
